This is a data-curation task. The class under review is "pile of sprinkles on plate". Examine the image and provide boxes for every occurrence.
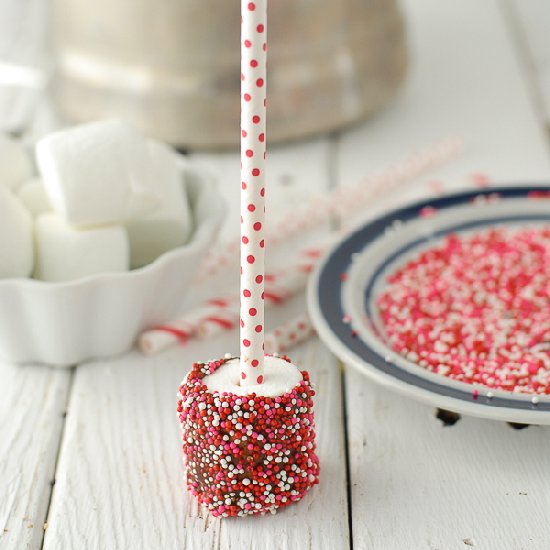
[378,225,550,395]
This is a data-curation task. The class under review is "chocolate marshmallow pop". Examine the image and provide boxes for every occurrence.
[176,0,320,517]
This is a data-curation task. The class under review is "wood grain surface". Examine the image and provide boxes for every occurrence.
[0,364,71,550]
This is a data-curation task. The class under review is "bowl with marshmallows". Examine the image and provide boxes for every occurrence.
[0,120,224,366]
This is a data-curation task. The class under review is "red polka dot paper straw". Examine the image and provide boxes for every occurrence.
[240,0,267,384]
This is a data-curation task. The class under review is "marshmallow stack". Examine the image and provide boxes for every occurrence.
[0,120,194,282]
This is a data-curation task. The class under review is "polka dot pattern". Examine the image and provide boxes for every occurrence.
[240,0,267,385]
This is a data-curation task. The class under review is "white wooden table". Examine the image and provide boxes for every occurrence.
[2,1,550,549]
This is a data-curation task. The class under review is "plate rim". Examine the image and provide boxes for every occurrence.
[307,185,550,424]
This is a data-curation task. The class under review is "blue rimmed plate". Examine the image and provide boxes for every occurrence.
[308,186,550,424]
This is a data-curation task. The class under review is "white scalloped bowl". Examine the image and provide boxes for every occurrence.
[0,159,225,366]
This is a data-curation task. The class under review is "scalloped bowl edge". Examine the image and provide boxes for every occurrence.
[0,159,225,366]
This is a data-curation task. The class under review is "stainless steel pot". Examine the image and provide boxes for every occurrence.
[52,0,407,149]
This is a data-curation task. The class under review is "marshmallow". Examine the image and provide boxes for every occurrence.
[35,120,160,227]
[178,355,320,518]
[126,142,193,268]
[0,187,34,278]
[0,134,34,190]
[17,178,52,217]
[34,213,129,282]
[203,356,303,397]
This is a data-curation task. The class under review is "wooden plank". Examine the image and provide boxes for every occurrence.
[509,0,550,127]
[346,370,550,550]
[43,141,351,549]
[337,0,550,548]
[0,363,71,550]
[336,0,550,198]
[43,332,349,549]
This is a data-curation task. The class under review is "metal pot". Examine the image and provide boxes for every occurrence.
[52,0,407,149]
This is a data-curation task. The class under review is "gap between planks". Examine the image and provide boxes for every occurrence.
[0,364,72,550]
[41,334,351,550]
[39,367,76,550]
[339,363,354,550]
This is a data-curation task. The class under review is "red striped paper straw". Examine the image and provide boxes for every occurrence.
[264,313,315,355]
[138,250,317,356]
[138,297,233,355]
[240,0,267,385]
[197,261,313,340]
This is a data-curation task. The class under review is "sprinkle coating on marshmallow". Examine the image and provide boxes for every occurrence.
[177,355,320,517]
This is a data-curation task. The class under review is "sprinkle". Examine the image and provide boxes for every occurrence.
[378,226,550,396]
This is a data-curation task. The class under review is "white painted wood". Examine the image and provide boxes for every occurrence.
[43,333,349,550]
[338,1,550,548]
[336,0,550,202]
[345,370,550,550]
[0,363,71,550]
[510,0,550,126]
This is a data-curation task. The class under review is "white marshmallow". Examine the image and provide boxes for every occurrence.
[17,178,52,217]
[0,187,34,278]
[35,120,160,227]
[126,141,193,268]
[34,213,129,282]
[0,134,34,190]
[203,356,303,397]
